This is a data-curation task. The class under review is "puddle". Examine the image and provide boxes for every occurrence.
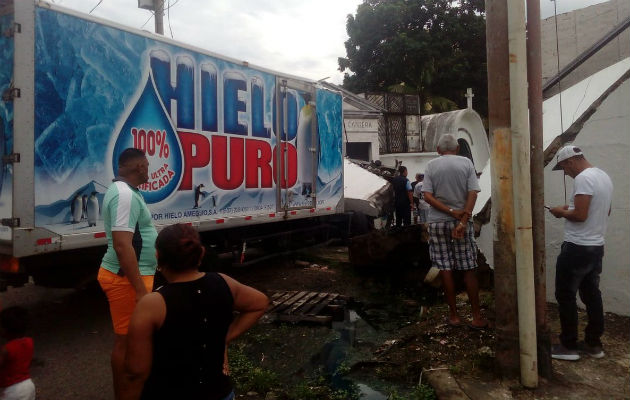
[357,383,388,399]
[306,305,412,398]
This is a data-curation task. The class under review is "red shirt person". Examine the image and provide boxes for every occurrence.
[0,306,35,400]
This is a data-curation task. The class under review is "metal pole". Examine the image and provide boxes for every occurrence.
[154,0,164,35]
[526,0,552,379]
[485,0,520,378]
[507,0,538,388]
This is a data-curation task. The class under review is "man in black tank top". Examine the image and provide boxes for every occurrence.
[121,224,269,400]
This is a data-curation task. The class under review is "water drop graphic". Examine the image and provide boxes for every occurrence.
[112,73,183,204]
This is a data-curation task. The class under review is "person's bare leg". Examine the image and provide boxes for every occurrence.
[440,270,461,324]
[111,334,127,400]
[464,270,487,327]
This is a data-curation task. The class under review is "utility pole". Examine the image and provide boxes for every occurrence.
[154,0,164,35]
[526,0,552,379]
[138,0,164,35]
[485,0,520,379]
[507,0,538,387]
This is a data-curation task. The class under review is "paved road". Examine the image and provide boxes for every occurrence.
[2,282,115,399]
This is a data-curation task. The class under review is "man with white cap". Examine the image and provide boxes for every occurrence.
[549,145,613,361]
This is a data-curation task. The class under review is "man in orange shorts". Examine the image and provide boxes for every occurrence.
[98,148,157,399]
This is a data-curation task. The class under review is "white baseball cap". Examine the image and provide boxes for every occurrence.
[552,145,583,170]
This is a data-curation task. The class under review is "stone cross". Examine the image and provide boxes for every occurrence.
[465,88,474,109]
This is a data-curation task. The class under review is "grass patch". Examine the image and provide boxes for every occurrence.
[387,384,436,400]
[228,345,279,394]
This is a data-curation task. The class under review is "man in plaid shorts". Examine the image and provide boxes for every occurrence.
[422,134,487,329]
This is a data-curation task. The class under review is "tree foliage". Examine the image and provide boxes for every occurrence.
[339,0,487,116]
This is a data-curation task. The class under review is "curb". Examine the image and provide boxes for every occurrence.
[424,369,471,400]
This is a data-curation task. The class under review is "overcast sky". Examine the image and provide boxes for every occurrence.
[51,0,610,85]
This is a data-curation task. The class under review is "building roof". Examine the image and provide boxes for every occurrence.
[320,82,383,115]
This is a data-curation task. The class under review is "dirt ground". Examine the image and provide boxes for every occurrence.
[221,245,629,400]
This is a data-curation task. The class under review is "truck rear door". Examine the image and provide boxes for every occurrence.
[275,78,318,212]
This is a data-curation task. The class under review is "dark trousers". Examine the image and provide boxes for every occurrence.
[555,241,604,349]
[395,205,411,227]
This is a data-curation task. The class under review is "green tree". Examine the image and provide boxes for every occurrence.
[339,0,487,116]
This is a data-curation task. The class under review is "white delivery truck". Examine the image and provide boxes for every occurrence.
[0,0,344,288]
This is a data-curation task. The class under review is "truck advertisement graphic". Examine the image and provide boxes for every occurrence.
[0,10,14,241]
[31,6,343,236]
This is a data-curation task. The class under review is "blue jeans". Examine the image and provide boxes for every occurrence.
[555,241,604,349]
[220,391,235,400]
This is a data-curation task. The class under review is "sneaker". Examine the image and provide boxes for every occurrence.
[551,344,580,361]
[577,341,605,359]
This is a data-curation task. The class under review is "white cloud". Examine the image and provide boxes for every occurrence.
[47,0,612,85]
[53,0,361,84]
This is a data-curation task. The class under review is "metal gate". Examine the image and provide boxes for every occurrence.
[365,93,420,154]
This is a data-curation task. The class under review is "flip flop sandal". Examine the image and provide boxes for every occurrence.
[468,322,489,330]
[445,318,463,327]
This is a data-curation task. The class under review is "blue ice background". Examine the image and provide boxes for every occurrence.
[0,14,14,203]
[316,88,343,186]
[33,7,342,226]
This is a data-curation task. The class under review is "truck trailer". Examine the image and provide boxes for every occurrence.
[0,0,344,288]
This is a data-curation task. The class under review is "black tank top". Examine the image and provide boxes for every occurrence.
[141,273,234,400]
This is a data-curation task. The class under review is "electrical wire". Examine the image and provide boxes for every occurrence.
[552,0,567,204]
[164,0,181,11]
[167,0,174,38]
[140,11,155,30]
[553,0,564,135]
[89,0,104,14]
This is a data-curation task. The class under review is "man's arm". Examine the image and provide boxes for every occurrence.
[451,191,478,239]
[122,293,165,400]
[459,191,478,224]
[550,194,591,222]
[423,192,465,221]
[112,231,147,302]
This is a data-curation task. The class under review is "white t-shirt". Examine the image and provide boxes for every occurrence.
[564,167,613,246]
[413,182,430,209]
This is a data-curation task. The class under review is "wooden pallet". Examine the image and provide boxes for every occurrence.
[264,291,345,325]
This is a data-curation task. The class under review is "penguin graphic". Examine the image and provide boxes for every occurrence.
[81,195,88,220]
[71,194,83,224]
[193,184,205,209]
[296,94,318,197]
[87,192,100,227]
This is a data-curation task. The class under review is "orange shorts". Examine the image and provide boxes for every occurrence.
[97,267,154,335]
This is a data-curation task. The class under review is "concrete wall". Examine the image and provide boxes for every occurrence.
[544,78,630,316]
[344,116,380,162]
[542,0,630,96]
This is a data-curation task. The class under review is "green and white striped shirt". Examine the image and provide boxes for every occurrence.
[101,180,157,276]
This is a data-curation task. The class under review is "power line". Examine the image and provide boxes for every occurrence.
[89,0,104,14]
[141,11,155,30]
[165,0,181,11]
[167,0,174,38]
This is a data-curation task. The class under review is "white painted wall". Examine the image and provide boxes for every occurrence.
[379,152,439,176]
[541,0,630,93]
[344,117,380,162]
[544,78,630,316]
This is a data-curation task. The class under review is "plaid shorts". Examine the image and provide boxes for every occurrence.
[428,220,478,271]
